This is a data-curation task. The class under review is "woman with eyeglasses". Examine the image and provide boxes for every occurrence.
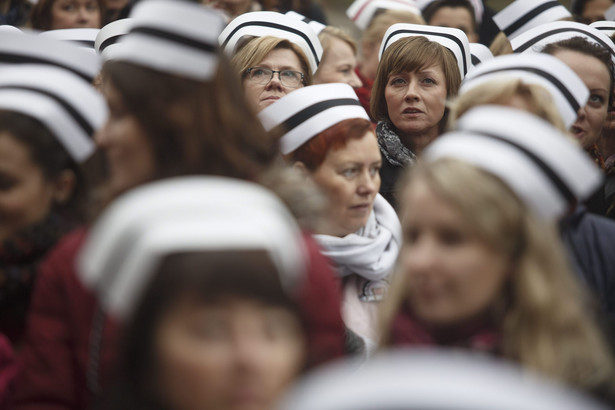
[231,36,313,114]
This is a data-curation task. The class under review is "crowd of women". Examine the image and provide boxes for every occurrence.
[0,0,615,408]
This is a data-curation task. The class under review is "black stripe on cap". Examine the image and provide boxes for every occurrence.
[98,34,123,52]
[221,21,320,65]
[381,29,468,75]
[503,1,562,37]
[593,25,615,32]
[131,26,217,53]
[281,98,362,132]
[0,52,93,82]
[514,27,615,57]
[470,65,580,113]
[0,85,94,137]
[71,39,96,49]
[471,54,480,65]
[476,131,577,206]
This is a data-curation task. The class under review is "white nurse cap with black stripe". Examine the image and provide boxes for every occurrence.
[105,0,224,81]
[95,18,134,55]
[469,43,493,67]
[493,0,571,41]
[0,31,100,82]
[258,83,369,155]
[511,21,615,65]
[285,11,326,35]
[346,0,422,31]
[425,105,602,220]
[40,28,99,52]
[0,65,107,162]
[219,11,323,74]
[78,176,307,320]
[379,23,471,78]
[461,54,588,128]
[590,21,615,38]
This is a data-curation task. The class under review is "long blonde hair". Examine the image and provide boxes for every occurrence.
[381,158,615,398]
[449,78,568,132]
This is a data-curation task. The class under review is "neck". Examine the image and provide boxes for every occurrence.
[396,125,440,156]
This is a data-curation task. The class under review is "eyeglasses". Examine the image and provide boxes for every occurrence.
[245,67,305,88]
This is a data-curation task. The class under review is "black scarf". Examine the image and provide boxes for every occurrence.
[376,121,417,168]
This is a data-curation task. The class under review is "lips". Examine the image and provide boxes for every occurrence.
[402,107,423,115]
[349,203,371,212]
[571,125,586,140]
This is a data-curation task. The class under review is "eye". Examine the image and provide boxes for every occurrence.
[390,77,407,86]
[422,77,436,85]
[404,226,419,244]
[369,165,381,176]
[251,68,270,78]
[341,168,359,178]
[0,175,16,191]
[588,94,606,107]
[438,228,464,246]
[86,1,98,10]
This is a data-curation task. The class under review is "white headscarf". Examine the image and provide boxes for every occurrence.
[314,194,401,281]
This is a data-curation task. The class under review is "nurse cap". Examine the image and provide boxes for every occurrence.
[417,0,484,23]
[461,54,588,128]
[0,25,22,33]
[258,83,369,155]
[278,349,607,410]
[379,23,471,78]
[285,11,326,35]
[590,21,615,39]
[40,28,99,52]
[95,18,134,55]
[104,0,224,81]
[493,0,571,41]
[346,0,422,31]
[218,11,323,74]
[0,31,99,82]
[511,21,615,65]
[424,105,602,220]
[0,65,107,162]
[469,42,493,66]
[78,176,307,320]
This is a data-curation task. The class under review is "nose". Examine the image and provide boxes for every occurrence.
[265,71,284,90]
[404,80,420,101]
[357,169,377,196]
[348,70,362,89]
[94,120,110,148]
[232,331,268,374]
[77,6,90,23]
[576,105,587,121]
[403,236,437,275]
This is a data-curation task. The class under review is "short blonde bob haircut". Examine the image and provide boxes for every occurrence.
[449,78,568,133]
[231,36,314,87]
[380,158,615,399]
[371,36,462,123]
[318,26,357,56]
[362,9,425,46]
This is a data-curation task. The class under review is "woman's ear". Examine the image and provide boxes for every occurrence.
[52,169,76,204]
[292,161,309,177]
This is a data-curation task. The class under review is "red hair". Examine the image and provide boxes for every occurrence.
[288,118,373,170]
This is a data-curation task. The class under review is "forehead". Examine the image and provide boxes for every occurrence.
[324,37,355,60]
[258,48,302,71]
[430,6,475,25]
[552,49,611,90]
[0,132,35,169]
[324,132,380,163]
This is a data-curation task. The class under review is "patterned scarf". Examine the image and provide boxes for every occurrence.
[376,121,417,168]
[0,213,72,343]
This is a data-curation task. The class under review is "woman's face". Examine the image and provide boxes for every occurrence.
[385,63,448,143]
[309,131,381,237]
[0,132,62,243]
[553,49,610,150]
[50,0,101,30]
[314,37,362,88]
[155,296,305,410]
[96,81,155,194]
[242,48,306,113]
[400,178,510,326]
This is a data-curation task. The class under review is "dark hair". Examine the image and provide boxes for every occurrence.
[100,250,305,410]
[101,55,278,197]
[371,36,461,123]
[29,0,106,30]
[0,110,87,222]
[542,37,615,107]
[422,0,477,31]
[572,0,614,16]
[287,118,373,171]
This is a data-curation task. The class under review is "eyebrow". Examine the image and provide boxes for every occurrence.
[257,64,300,71]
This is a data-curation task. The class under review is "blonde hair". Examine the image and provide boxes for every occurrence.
[318,26,357,56]
[371,36,461,122]
[380,158,615,398]
[230,36,314,86]
[489,32,513,56]
[449,78,568,132]
[362,9,425,45]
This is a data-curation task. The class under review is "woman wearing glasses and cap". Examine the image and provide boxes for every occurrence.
[371,23,468,208]
[260,83,401,355]
[380,105,615,404]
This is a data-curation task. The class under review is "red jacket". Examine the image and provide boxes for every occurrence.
[13,228,345,410]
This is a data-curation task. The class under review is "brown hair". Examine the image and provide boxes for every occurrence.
[362,9,425,45]
[100,55,278,197]
[318,26,357,55]
[287,118,373,171]
[29,0,105,30]
[231,36,313,87]
[370,36,462,122]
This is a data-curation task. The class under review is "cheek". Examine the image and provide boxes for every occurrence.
[588,107,608,133]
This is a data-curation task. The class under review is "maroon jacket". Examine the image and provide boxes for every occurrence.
[13,228,345,410]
